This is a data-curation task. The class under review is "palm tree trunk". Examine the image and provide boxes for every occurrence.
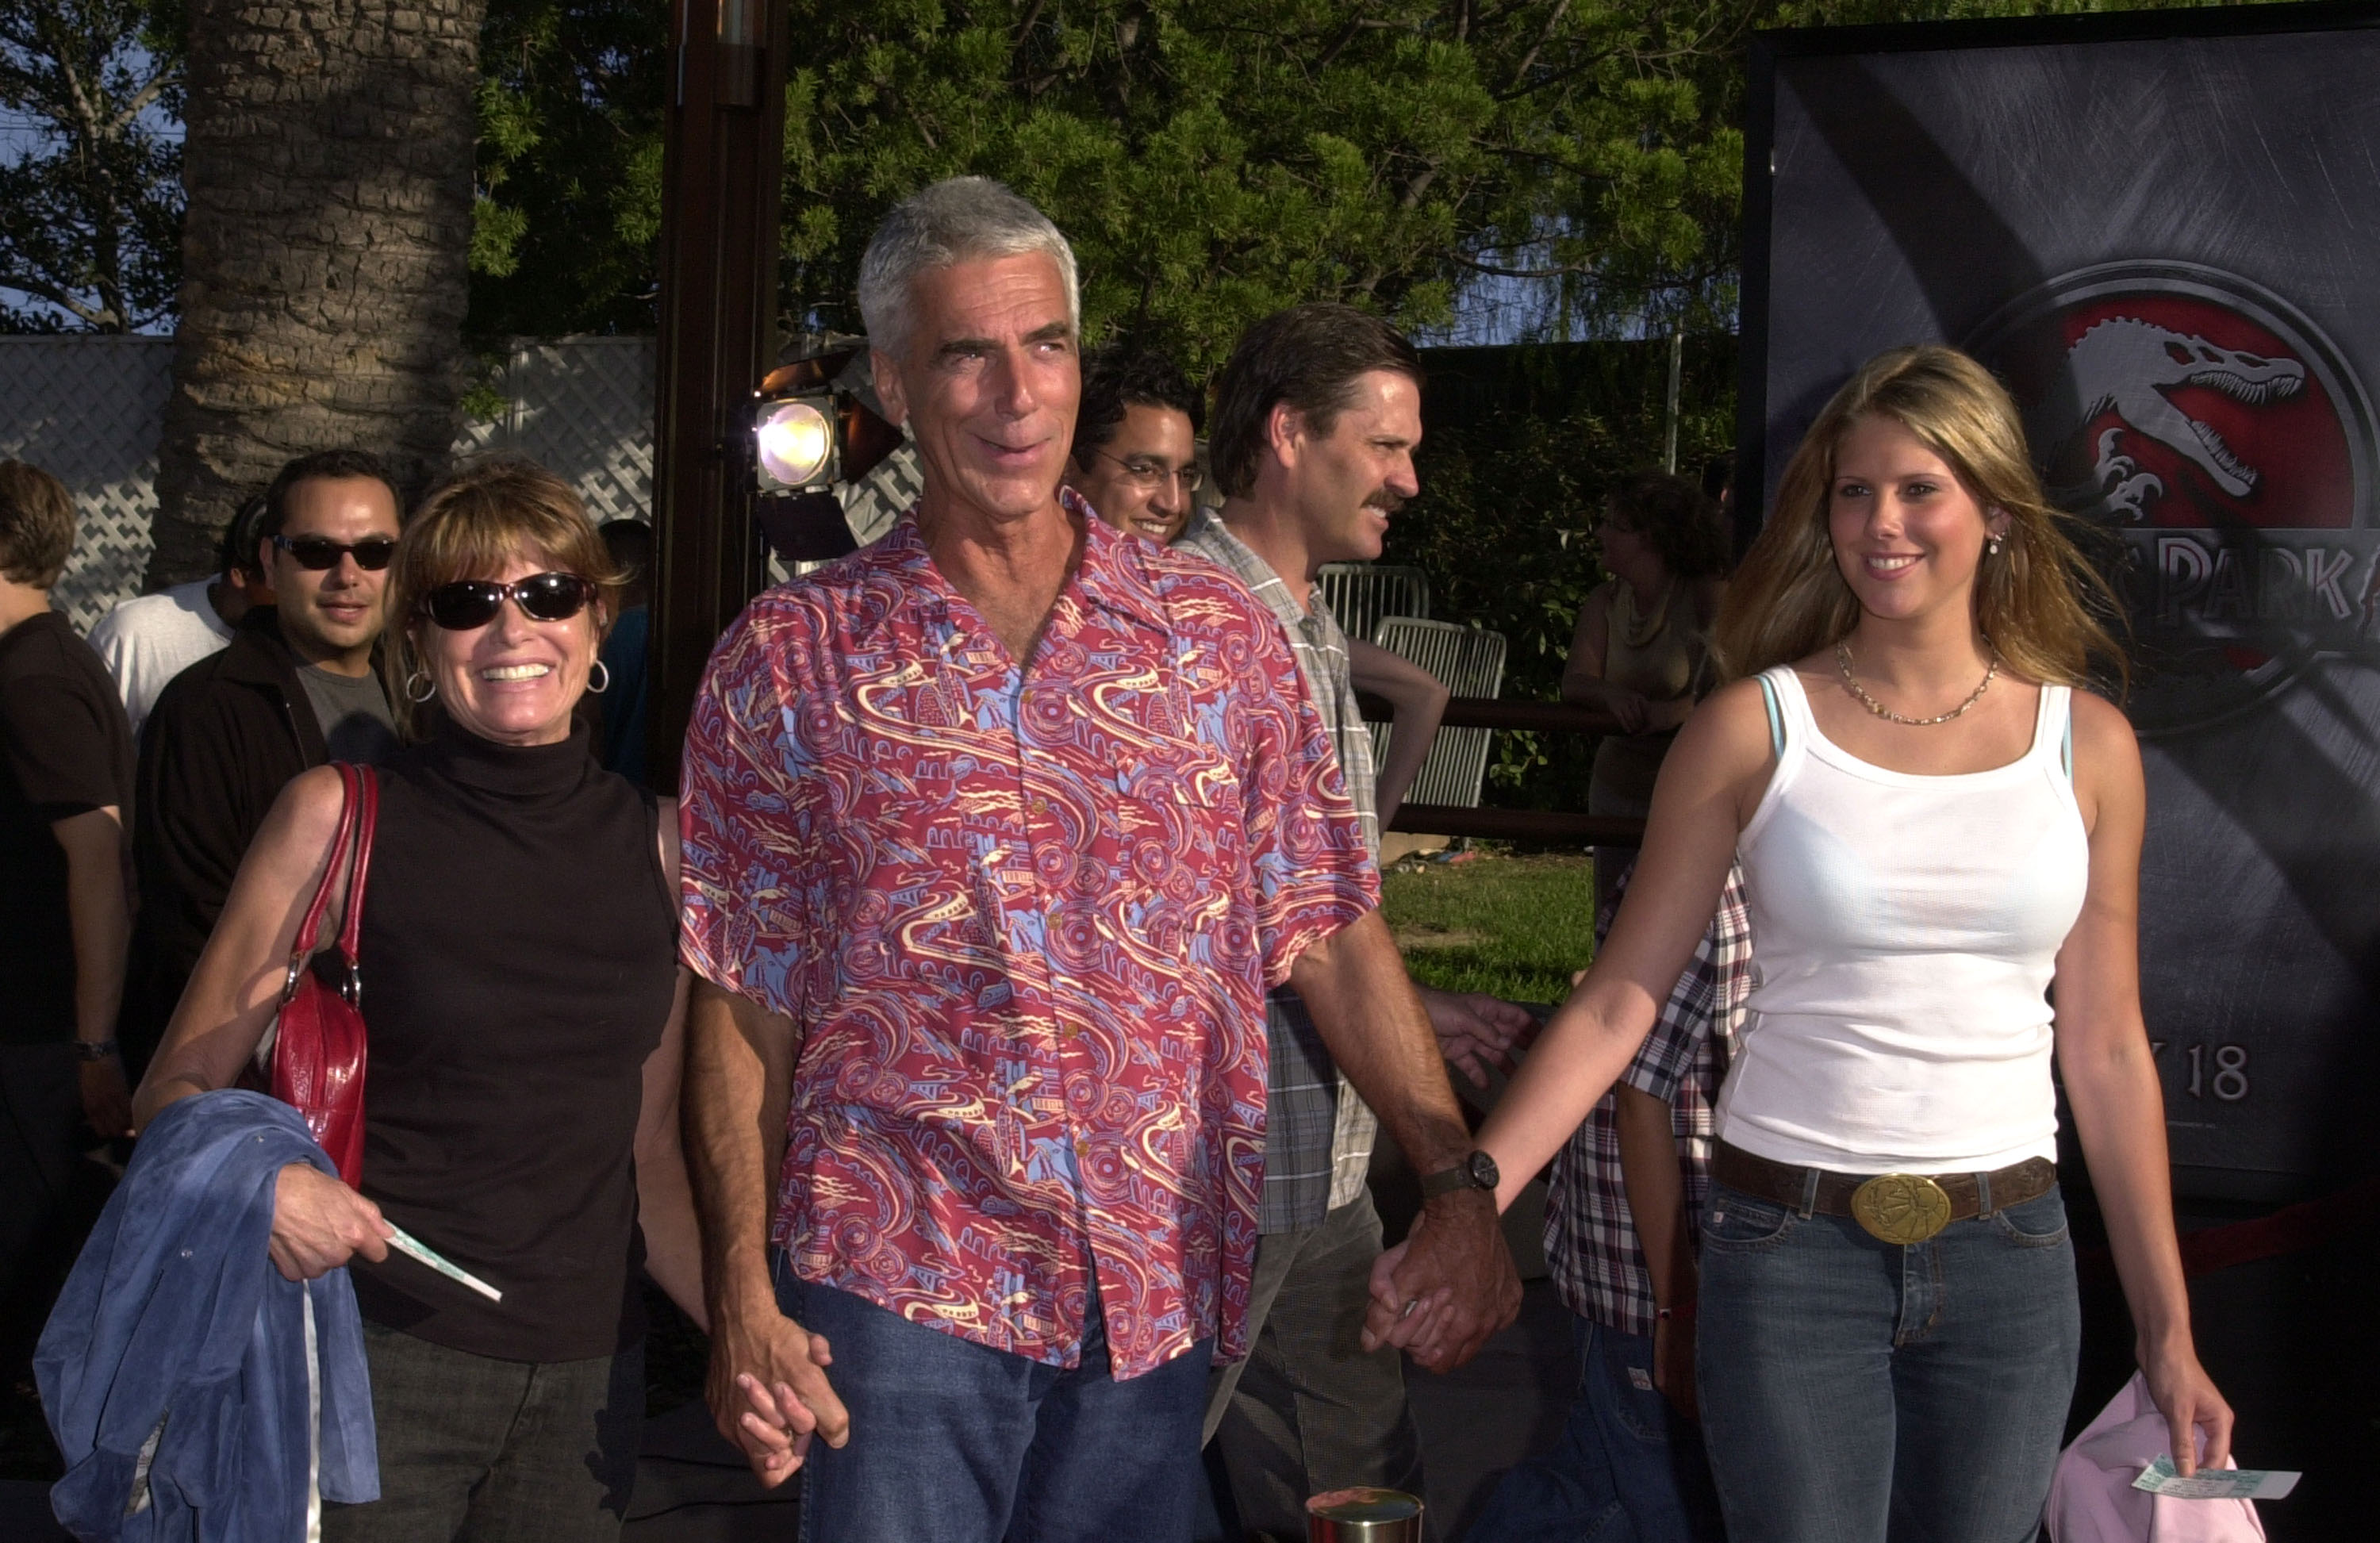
[149,0,485,584]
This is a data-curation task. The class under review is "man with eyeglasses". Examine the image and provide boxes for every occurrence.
[126,449,403,1076]
[1063,345,1203,543]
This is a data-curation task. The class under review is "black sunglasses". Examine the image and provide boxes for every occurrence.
[272,533,397,571]
[422,572,598,631]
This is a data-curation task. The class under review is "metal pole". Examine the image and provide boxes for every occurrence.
[1663,327,1684,474]
[647,0,790,793]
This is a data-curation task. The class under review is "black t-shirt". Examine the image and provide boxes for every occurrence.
[0,610,136,1044]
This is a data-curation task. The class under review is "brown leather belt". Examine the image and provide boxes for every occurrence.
[1711,1142,2057,1246]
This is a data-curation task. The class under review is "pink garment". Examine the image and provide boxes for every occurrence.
[2046,1372,2263,1543]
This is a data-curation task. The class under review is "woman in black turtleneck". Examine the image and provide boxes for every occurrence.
[136,459,702,1541]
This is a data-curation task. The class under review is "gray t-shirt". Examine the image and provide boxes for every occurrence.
[298,664,400,765]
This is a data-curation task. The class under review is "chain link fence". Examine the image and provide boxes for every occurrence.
[2,336,659,631]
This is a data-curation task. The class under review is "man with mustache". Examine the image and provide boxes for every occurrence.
[1181,303,1537,1536]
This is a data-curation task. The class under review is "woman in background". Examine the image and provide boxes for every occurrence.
[1560,470,1730,919]
[137,458,701,1541]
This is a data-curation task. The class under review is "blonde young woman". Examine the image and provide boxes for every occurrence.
[1371,347,2231,1541]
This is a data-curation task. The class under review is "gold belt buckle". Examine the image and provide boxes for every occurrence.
[1850,1173,1952,1245]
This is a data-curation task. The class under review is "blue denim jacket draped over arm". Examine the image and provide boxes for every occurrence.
[36,1088,378,1541]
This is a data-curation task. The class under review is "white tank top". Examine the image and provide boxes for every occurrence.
[1716,666,2090,1173]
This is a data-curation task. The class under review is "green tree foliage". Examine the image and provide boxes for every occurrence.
[0,0,182,332]
[466,0,668,338]
[779,0,1754,371]
[1395,336,1737,804]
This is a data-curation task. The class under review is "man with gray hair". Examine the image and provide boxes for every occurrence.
[678,176,1517,1540]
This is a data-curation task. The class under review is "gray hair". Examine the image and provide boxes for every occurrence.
[856,177,1081,358]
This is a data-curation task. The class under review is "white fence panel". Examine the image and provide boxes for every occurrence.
[0,335,658,632]
[0,337,175,631]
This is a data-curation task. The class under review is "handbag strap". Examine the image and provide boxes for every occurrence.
[282,764,360,1001]
[329,767,380,986]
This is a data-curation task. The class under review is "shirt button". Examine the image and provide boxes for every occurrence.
[1031,796,1051,816]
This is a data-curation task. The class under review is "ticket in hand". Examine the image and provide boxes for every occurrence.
[385,1223,502,1303]
[2132,1455,2299,1500]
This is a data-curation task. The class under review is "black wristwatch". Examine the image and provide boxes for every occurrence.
[1418,1150,1500,1199]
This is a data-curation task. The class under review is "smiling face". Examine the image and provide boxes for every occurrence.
[265,476,401,670]
[1069,401,1199,543]
[1279,369,1422,565]
[411,550,602,747]
[873,253,1080,532]
[1827,413,2009,624]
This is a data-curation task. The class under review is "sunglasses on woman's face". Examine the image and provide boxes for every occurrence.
[421,572,597,631]
[272,533,397,571]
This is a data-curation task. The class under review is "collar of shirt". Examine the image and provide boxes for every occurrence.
[858,489,1173,654]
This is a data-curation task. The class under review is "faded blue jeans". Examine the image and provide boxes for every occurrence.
[777,1255,1212,1543]
[1466,1317,1725,1543]
[1695,1179,2082,1543]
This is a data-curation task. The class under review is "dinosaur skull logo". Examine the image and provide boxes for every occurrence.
[1968,263,2376,732]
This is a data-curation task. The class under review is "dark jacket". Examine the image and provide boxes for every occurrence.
[36,1089,378,1541]
[125,608,327,1064]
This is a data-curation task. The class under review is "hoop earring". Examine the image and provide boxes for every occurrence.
[404,669,436,704]
[586,659,612,696]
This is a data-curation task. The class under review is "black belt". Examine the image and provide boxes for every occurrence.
[1711,1142,2057,1245]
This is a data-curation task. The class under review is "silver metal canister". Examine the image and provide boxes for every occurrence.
[1306,1487,1424,1542]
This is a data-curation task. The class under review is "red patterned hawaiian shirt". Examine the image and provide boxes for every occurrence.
[678,493,1377,1377]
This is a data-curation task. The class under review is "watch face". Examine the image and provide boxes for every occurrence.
[1467,1150,1501,1190]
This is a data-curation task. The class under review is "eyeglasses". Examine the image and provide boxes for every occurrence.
[1092,449,1202,495]
[421,573,597,630]
[272,533,397,571]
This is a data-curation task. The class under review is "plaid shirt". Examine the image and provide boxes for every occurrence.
[1177,512,1381,1230]
[1543,862,1751,1338]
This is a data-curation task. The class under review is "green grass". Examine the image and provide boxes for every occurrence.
[1382,850,1597,1007]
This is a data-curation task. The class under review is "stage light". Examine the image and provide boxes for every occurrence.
[747,342,908,562]
[755,397,837,489]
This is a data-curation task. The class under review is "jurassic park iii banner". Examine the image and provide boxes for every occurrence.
[1741,7,2380,1199]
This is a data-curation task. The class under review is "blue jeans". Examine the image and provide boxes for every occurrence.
[1467,1318,1724,1543]
[777,1258,1212,1542]
[1695,1180,2082,1543]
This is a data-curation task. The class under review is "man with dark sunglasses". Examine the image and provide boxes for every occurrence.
[125,448,403,1076]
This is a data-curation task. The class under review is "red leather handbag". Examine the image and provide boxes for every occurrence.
[266,762,378,1188]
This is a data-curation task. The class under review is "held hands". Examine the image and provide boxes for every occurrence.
[707,1295,845,1487]
[268,1163,392,1281]
[1359,1192,1522,1373]
[1418,988,1537,1089]
[2142,1337,2234,1477]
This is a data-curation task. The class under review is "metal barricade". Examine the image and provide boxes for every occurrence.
[1369,616,1507,810]
[1315,562,1429,645]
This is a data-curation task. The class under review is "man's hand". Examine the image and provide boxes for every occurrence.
[78,1054,133,1139]
[1358,1192,1520,1372]
[268,1163,391,1281]
[1418,988,1536,1088]
[1654,1311,1698,1420]
[707,1291,846,1487]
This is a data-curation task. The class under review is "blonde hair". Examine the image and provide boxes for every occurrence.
[385,457,624,738]
[1714,345,2125,693]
